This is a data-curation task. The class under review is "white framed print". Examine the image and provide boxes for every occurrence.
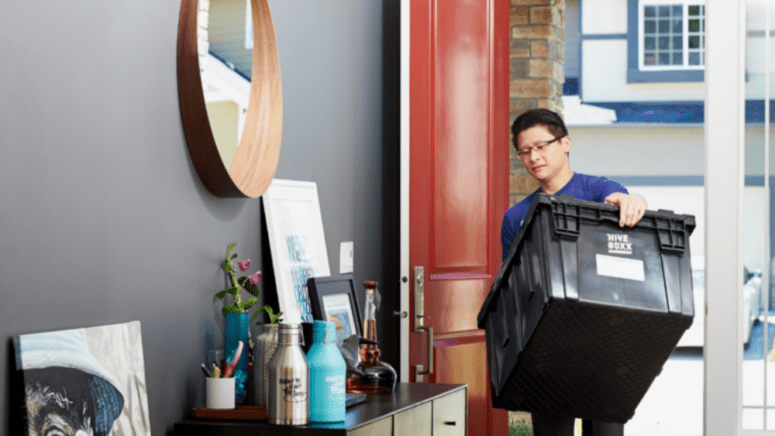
[262,179,331,323]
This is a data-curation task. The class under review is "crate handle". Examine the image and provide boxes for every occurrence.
[655,218,688,254]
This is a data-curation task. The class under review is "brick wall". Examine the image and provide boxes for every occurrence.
[509,0,565,206]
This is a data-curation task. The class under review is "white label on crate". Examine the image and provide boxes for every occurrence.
[596,254,645,281]
[606,233,633,255]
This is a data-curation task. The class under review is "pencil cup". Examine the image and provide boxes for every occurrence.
[206,377,235,409]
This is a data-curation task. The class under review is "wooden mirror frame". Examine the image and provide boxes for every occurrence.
[177,0,282,198]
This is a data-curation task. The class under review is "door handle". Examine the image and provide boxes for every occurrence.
[414,266,433,381]
[414,266,430,329]
[415,325,434,377]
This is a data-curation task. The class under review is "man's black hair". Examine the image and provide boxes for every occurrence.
[510,108,569,150]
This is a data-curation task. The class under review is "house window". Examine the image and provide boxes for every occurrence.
[641,2,704,69]
[627,0,704,82]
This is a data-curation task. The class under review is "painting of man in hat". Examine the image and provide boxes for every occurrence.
[15,321,150,436]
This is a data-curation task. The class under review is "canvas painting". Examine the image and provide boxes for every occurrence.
[14,320,151,436]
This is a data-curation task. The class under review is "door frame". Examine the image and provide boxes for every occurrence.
[705,0,747,434]
[399,0,410,382]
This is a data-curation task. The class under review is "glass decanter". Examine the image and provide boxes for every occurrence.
[346,281,397,394]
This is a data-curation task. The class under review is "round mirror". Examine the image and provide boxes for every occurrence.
[177,0,282,198]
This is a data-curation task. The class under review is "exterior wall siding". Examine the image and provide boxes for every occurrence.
[580,39,705,102]
[581,0,627,34]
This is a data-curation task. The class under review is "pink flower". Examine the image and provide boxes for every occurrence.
[237,258,251,271]
[249,271,262,285]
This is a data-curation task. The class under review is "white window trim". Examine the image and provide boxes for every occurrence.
[244,0,253,50]
[638,0,706,71]
[705,0,746,435]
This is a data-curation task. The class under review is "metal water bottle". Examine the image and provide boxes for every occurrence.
[267,323,310,425]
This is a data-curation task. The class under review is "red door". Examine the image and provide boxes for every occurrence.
[409,0,510,435]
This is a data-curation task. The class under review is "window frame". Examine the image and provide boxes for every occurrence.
[627,0,705,82]
[244,0,253,50]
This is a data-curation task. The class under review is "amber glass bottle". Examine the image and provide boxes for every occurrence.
[346,281,397,394]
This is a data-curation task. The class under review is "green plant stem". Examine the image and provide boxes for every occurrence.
[228,270,242,307]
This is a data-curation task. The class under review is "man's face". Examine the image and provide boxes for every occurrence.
[516,124,571,184]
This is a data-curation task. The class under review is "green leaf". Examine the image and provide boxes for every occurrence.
[253,305,272,324]
[227,286,240,297]
[225,242,237,260]
[251,305,283,324]
[237,276,248,286]
[243,282,259,296]
[221,305,241,315]
[216,288,230,299]
[242,298,257,311]
[231,253,238,259]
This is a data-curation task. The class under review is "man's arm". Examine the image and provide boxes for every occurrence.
[604,192,647,227]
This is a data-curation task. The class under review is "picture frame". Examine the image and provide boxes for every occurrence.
[263,179,331,323]
[308,274,363,346]
[14,321,151,436]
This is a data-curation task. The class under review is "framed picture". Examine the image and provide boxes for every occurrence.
[263,179,331,323]
[308,274,363,346]
[14,321,151,436]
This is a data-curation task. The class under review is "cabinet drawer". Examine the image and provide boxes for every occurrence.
[394,402,432,436]
[349,416,392,436]
[433,388,466,436]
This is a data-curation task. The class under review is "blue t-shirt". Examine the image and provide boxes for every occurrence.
[501,173,628,261]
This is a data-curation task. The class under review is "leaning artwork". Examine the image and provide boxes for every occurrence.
[14,320,151,436]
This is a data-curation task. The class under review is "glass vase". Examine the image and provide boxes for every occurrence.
[225,312,249,405]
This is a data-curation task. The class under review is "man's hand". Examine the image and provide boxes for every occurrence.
[605,193,647,227]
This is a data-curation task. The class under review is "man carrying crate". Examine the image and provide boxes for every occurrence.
[502,109,647,436]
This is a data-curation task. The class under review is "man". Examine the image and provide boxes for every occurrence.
[502,109,646,436]
[502,108,646,260]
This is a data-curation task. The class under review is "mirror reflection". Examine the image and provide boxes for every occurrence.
[198,0,254,170]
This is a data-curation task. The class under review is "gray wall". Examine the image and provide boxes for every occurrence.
[0,0,399,434]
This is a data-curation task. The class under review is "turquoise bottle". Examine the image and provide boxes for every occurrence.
[306,320,346,422]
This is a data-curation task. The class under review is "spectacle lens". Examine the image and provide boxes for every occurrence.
[517,135,565,158]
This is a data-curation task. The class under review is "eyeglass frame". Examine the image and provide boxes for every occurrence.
[516,135,567,158]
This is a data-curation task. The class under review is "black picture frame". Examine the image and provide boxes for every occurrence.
[307,274,362,346]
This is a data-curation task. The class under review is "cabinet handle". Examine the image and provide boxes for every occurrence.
[444,421,456,426]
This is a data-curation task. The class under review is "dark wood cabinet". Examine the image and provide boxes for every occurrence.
[174,383,467,436]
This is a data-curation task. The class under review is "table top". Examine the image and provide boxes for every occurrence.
[174,383,467,436]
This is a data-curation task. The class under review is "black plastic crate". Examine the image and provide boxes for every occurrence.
[477,193,696,423]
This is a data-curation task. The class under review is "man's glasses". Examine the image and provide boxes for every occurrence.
[516,135,566,158]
